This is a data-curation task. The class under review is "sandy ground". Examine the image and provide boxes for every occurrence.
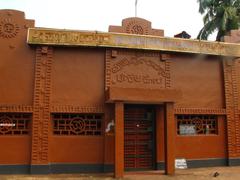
[0,166,240,180]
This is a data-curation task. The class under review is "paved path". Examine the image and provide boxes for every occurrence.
[0,166,240,180]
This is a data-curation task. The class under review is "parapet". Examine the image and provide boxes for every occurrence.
[224,29,240,43]
[109,17,164,36]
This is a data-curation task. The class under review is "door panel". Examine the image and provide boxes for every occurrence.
[124,105,155,170]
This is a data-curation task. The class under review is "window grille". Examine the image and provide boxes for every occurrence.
[176,115,218,135]
[52,113,102,136]
[0,113,31,135]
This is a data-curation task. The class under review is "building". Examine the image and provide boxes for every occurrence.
[0,9,240,178]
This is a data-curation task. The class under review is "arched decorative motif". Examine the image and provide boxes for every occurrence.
[0,18,20,38]
[105,49,171,90]
[0,10,34,40]
[109,17,164,36]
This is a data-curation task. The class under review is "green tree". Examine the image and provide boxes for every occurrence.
[197,0,240,41]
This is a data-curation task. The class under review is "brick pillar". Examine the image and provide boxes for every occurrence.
[164,102,175,175]
[223,58,240,165]
[31,46,53,174]
[114,102,124,178]
[223,30,240,165]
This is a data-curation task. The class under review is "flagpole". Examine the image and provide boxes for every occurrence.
[135,0,138,17]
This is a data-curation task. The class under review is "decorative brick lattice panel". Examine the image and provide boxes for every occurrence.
[0,113,31,135]
[176,115,218,135]
[52,114,102,136]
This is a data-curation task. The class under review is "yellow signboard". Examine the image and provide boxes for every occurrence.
[27,28,240,57]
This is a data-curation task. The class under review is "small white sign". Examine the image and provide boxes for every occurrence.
[179,124,196,135]
[175,158,187,169]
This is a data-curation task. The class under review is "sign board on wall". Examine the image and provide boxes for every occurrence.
[27,28,240,57]
[175,158,187,169]
[179,124,196,135]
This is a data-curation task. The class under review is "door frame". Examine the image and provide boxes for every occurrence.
[114,102,176,178]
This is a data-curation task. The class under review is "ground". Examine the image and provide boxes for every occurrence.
[0,166,240,180]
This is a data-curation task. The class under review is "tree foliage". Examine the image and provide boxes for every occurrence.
[197,0,240,41]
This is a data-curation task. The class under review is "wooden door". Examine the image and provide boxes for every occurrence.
[124,105,155,170]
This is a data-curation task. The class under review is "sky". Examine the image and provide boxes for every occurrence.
[0,0,216,40]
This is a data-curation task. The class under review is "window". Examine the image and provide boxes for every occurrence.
[176,115,218,135]
[52,113,102,136]
[0,113,31,135]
